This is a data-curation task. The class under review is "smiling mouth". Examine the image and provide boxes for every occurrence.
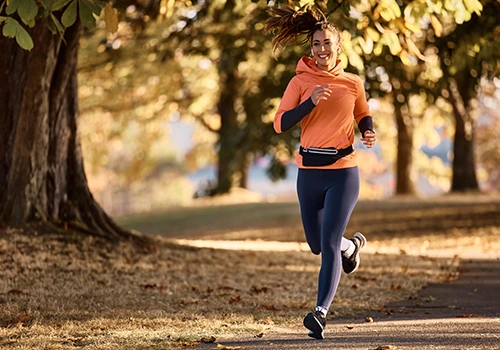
[317,54,330,59]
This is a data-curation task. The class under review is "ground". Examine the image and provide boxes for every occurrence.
[1,193,499,349]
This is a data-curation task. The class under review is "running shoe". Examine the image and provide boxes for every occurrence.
[303,310,326,339]
[342,232,366,274]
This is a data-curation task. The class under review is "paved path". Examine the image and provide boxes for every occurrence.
[195,258,500,349]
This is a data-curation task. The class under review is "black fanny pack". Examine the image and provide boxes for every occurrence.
[299,145,354,166]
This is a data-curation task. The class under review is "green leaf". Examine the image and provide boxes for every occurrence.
[1,17,34,50]
[5,0,22,15]
[52,0,73,11]
[81,0,104,15]
[17,0,38,22]
[15,22,34,50]
[2,17,17,37]
[41,0,56,10]
[22,17,36,28]
[79,0,96,28]
[61,0,77,27]
[48,12,65,34]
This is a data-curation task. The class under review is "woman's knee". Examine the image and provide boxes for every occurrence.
[310,246,321,255]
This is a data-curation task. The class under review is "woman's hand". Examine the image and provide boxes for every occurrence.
[311,84,332,105]
[361,130,376,148]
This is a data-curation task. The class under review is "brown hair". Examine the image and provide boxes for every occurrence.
[265,5,341,56]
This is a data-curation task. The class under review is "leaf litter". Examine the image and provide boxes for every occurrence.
[2,223,493,349]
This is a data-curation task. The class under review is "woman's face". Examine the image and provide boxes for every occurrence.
[311,29,340,71]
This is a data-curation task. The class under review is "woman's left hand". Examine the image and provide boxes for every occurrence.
[361,131,376,148]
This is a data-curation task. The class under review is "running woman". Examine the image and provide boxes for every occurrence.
[265,5,376,340]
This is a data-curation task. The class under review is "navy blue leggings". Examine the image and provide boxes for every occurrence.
[296,167,360,310]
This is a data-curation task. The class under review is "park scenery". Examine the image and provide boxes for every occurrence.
[1,0,499,349]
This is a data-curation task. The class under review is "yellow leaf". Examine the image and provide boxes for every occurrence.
[159,0,176,20]
[400,50,412,66]
[373,41,384,56]
[404,21,421,34]
[360,34,374,54]
[406,37,426,61]
[366,27,381,42]
[104,3,118,33]
[463,0,483,15]
[385,31,402,55]
[392,18,407,34]
[429,14,442,37]
[347,51,364,71]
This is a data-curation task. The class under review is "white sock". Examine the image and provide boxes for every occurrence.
[315,306,328,317]
[341,237,355,257]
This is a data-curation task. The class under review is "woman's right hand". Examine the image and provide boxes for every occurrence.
[311,84,332,105]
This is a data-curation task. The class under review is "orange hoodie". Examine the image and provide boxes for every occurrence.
[274,57,371,170]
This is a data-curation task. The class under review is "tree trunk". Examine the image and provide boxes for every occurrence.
[214,47,244,195]
[0,21,145,243]
[447,77,479,192]
[394,97,417,195]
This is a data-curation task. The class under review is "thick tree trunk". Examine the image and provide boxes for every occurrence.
[448,78,479,192]
[0,21,145,243]
[394,97,416,195]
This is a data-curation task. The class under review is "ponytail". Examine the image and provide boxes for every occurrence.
[265,5,340,56]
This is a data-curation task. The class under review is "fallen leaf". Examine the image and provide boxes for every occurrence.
[216,344,244,349]
[346,325,354,329]
[228,295,241,304]
[7,314,30,328]
[250,286,269,294]
[201,336,216,343]
[365,316,373,323]
[255,333,264,338]
[261,317,274,325]
[181,341,199,346]
[7,289,23,295]
[219,286,237,291]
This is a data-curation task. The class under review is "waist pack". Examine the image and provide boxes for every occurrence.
[299,145,354,167]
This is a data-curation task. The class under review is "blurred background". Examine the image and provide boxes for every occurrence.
[76,0,499,217]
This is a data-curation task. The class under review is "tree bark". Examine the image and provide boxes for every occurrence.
[447,77,479,192]
[393,96,417,195]
[0,21,146,243]
[214,39,246,195]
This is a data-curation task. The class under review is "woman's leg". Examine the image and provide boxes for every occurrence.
[296,169,325,255]
[316,167,360,310]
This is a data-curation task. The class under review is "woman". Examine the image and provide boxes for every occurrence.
[265,5,376,340]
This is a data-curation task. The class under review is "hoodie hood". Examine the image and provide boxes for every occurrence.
[296,56,344,78]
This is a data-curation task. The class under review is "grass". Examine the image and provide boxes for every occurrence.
[1,194,499,349]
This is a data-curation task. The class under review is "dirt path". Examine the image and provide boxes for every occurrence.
[194,258,500,350]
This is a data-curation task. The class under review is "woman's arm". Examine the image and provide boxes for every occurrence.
[280,97,316,132]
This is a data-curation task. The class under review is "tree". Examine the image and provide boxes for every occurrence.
[0,0,157,241]
[311,0,485,195]
[434,0,499,192]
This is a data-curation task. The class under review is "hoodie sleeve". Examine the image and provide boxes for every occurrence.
[274,78,307,134]
[353,75,371,124]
